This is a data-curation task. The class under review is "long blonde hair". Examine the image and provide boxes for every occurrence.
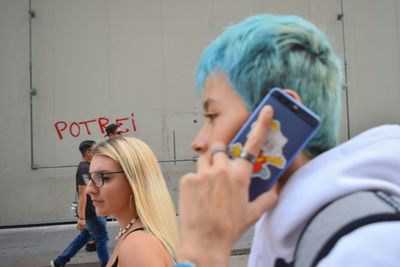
[94,137,179,258]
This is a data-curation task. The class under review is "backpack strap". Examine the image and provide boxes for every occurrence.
[293,190,400,267]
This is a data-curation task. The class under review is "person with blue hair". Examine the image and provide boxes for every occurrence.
[175,14,400,267]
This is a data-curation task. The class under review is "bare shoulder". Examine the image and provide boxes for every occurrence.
[117,229,172,267]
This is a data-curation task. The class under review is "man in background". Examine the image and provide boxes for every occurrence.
[104,123,122,138]
[51,140,109,267]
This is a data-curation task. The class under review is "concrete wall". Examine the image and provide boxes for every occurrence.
[0,0,399,226]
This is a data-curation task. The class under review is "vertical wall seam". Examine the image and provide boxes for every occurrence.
[395,0,400,95]
[340,0,351,140]
[28,0,37,169]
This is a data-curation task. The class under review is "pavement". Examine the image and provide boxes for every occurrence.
[0,221,120,267]
[0,221,252,267]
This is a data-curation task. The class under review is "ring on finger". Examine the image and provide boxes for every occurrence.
[239,150,257,164]
[210,147,228,159]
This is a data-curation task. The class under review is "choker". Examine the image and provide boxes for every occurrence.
[116,217,138,240]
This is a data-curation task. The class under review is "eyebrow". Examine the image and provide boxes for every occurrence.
[203,98,216,111]
[89,170,110,173]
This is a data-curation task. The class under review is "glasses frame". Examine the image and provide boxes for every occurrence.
[86,171,124,187]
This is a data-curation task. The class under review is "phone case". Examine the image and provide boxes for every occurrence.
[228,88,320,201]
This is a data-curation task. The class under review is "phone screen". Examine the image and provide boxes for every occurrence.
[228,88,320,201]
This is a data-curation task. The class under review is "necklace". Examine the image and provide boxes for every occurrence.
[116,217,138,240]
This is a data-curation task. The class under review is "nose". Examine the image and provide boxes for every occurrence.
[191,126,209,153]
[85,179,97,195]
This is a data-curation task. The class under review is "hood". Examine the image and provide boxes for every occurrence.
[249,124,400,266]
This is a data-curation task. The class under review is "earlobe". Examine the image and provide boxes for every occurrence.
[283,89,302,103]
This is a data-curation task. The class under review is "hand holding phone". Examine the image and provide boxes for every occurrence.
[228,88,320,201]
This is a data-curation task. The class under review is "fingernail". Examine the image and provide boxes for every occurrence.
[264,105,273,115]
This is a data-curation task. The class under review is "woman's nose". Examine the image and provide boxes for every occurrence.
[85,180,96,195]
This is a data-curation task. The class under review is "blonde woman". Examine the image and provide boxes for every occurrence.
[86,137,179,267]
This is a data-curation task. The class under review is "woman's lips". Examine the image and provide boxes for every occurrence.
[91,199,104,206]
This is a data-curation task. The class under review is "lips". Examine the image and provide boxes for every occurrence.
[91,199,104,206]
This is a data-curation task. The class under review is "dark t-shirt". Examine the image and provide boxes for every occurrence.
[76,161,96,219]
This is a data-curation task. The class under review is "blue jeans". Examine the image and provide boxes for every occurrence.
[54,216,109,267]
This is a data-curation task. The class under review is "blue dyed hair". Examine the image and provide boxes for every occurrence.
[196,14,344,156]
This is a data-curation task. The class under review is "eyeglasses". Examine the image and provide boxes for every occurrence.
[84,171,124,187]
[115,131,122,135]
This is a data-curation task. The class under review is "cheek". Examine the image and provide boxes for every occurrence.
[212,127,235,145]
[225,120,246,141]
[216,114,248,144]
[102,179,132,210]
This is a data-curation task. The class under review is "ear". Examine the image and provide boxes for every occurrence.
[283,89,302,103]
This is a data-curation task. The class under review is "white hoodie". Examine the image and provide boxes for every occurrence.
[249,125,400,267]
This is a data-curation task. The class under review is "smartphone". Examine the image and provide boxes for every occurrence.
[228,88,320,201]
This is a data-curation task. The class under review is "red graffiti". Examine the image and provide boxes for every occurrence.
[98,117,110,134]
[54,113,138,140]
[69,122,81,137]
[79,119,97,135]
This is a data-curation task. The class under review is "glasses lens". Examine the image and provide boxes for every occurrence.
[83,174,90,184]
[90,173,103,187]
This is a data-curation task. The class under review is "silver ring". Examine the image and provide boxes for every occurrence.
[239,150,256,164]
[210,147,228,158]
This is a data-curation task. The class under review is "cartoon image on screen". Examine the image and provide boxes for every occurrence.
[229,120,288,180]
